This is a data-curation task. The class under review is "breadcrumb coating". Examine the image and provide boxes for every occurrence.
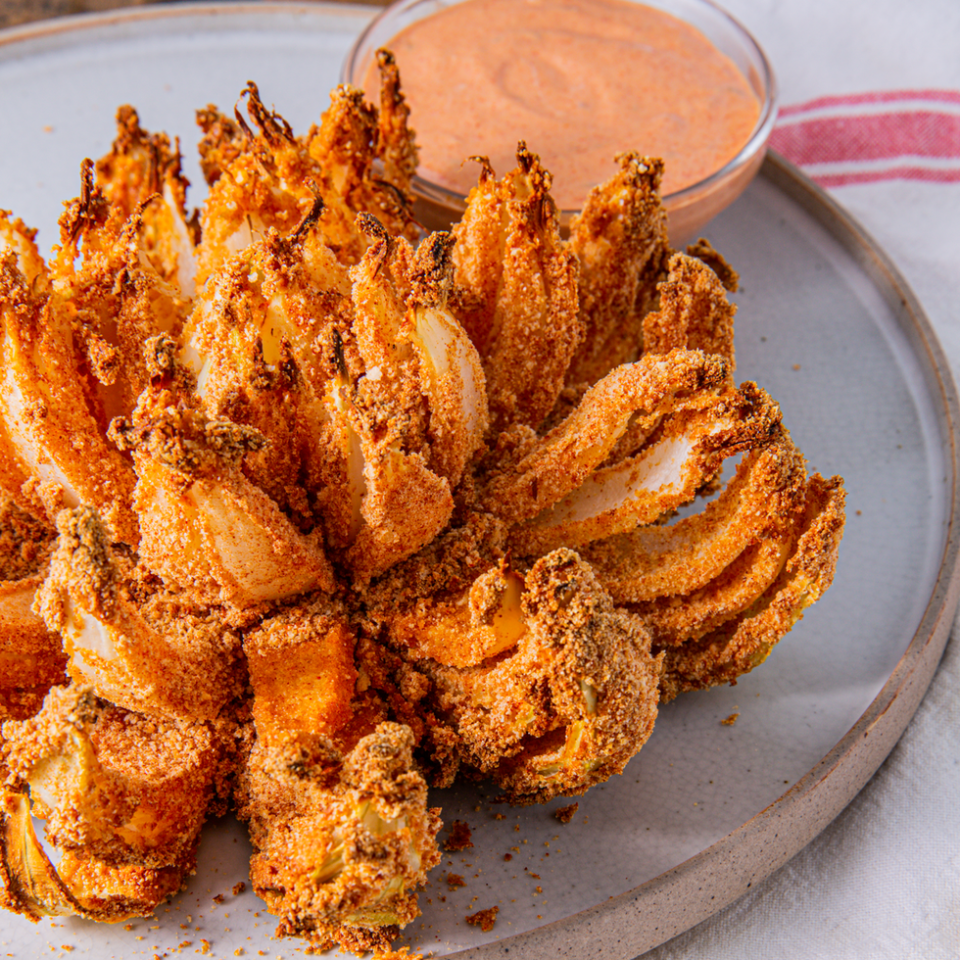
[565,152,670,385]
[451,144,581,432]
[0,65,846,954]
[1,686,234,921]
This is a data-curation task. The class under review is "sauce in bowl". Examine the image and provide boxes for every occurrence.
[361,0,762,210]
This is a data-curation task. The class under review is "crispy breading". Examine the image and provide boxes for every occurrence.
[583,429,808,604]
[476,349,730,526]
[659,474,846,700]
[566,153,671,385]
[238,604,440,949]
[383,550,663,804]
[35,507,245,721]
[374,49,419,196]
[0,685,234,921]
[643,251,738,373]
[0,245,139,543]
[195,72,418,288]
[513,380,783,555]
[451,144,581,432]
[0,497,64,721]
[0,68,848,955]
[110,345,336,606]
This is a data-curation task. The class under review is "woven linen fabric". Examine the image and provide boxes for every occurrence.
[642,0,960,957]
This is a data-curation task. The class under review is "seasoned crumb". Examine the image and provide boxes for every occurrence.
[443,820,473,851]
[0,66,847,960]
[465,906,499,932]
[721,712,740,726]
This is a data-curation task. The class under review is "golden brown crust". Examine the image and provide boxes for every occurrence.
[642,252,738,373]
[380,550,663,804]
[0,497,65,720]
[659,474,846,700]
[35,507,245,721]
[512,380,783,556]
[685,237,740,293]
[477,349,730,526]
[451,144,582,432]
[374,48,419,198]
[583,430,808,604]
[1,686,234,921]
[238,720,441,946]
[0,250,139,543]
[0,70,849,954]
[566,153,671,384]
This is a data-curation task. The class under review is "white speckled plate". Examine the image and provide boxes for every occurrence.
[1,5,958,959]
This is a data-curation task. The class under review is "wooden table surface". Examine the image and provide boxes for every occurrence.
[0,0,388,31]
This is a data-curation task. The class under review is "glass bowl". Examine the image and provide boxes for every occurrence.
[342,0,777,244]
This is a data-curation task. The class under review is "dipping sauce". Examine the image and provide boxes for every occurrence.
[362,0,762,209]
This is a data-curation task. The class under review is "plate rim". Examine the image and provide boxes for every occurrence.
[0,0,376,46]
[1,4,958,957]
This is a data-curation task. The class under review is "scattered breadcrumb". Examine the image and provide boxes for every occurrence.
[721,712,740,726]
[232,882,246,896]
[445,873,466,889]
[443,820,474,851]
[553,802,579,823]
[465,906,499,932]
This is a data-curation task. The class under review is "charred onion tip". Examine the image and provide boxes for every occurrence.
[516,141,536,172]
[356,211,389,242]
[233,101,254,141]
[422,231,454,265]
[332,328,348,380]
[291,193,324,242]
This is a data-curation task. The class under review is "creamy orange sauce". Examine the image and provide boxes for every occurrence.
[364,0,761,209]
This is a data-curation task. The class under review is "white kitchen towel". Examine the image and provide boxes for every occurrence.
[643,1,960,957]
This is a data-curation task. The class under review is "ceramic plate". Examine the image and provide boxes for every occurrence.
[1,5,958,959]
